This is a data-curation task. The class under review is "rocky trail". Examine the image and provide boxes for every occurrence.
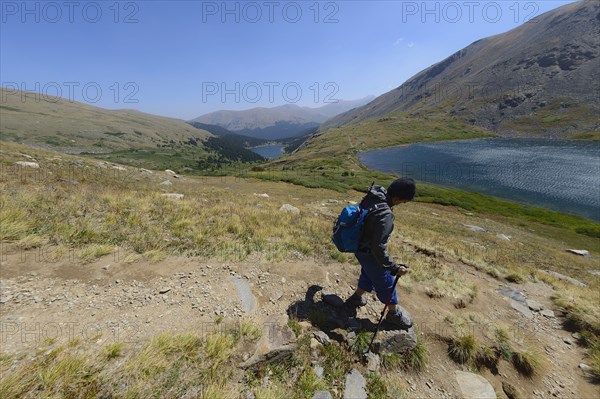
[1,242,598,398]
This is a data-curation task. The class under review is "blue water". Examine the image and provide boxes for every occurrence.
[358,138,600,221]
[250,145,284,159]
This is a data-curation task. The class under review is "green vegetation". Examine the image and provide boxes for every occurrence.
[448,333,478,364]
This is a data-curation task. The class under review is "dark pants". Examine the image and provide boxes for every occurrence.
[355,252,398,305]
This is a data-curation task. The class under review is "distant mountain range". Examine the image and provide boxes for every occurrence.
[190,96,374,140]
[321,0,599,138]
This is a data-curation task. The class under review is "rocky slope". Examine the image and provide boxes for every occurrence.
[321,0,600,138]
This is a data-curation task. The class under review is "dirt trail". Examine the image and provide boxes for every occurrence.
[1,244,598,398]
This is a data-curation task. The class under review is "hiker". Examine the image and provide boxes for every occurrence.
[346,177,416,330]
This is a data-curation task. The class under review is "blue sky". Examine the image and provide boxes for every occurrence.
[0,0,578,119]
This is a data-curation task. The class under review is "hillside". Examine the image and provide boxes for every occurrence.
[321,0,600,138]
[191,97,374,140]
[1,141,599,398]
[0,88,264,173]
[0,88,212,153]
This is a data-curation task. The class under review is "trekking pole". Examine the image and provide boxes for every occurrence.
[366,274,401,354]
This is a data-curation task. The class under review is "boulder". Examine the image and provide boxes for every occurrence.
[239,315,297,369]
[375,326,418,354]
[343,369,367,399]
[165,169,177,175]
[280,204,300,214]
[541,309,555,318]
[566,249,590,257]
[454,371,496,399]
[15,161,39,168]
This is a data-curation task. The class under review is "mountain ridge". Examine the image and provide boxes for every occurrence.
[320,0,599,138]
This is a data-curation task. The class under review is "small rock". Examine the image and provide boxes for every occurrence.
[511,300,534,319]
[455,371,496,399]
[313,365,324,379]
[538,270,587,287]
[565,249,589,257]
[158,288,171,294]
[312,391,333,399]
[102,265,110,271]
[15,161,39,168]
[541,309,555,318]
[572,332,581,340]
[579,363,591,370]
[526,299,543,312]
[588,270,600,276]
[160,180,172,186]
[313,331,330,346]
[112,165,127,171]
[426,381,433,389]
[343,369,367,399]
[502,381,521,399]
[161,193,184,200]
[239,314,297,369]
[280,204,300,214]
[270,290,284,301]
[463,224,487,232]
[365,352,380,372]
[496,233,511,241]
[563,338,572,345]
[165,169,176,175]
[254,193,269,198]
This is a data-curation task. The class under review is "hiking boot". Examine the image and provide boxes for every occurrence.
[385,310,413,330]
[346,293,367,307]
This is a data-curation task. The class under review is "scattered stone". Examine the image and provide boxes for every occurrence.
[96,162,107,168]
[321,290,344,308]
[572,332,581,340]
[140,168,153,174]
[426,381,433,389]
[229,277,256,314]
[343,369,367,399]
[280,204,300,214]
[565,249,590,257]
[431,212,439,216]
[15,161,39,168]
[254,193,269,198]
[165,169,176,175]
[588,270,600,276]
[463,224,487,232]
[563,338,573,345]
[365,351,380,372]
[158,287,171,294]
[526,299,543,312]
[312,391,333,399]
[239,314,297,369]
[502,381,521,399]
[496,233,511,241]
[541,309,555,318]
[313,331,330,346]
[579,363,592,370]
[454,371,496,399]
[375,317,418,355]
[538,270,587,287]
[511,300,533,319]
[161,193,184,200]
[160,180,172,186]
[270,290,284,301]
[101,265,110,271]
[313,365,324,379]
[112,165,127,171]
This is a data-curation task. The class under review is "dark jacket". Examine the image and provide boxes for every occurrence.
[358,185,397,270]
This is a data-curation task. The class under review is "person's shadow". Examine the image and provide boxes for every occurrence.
[286,285,399,343]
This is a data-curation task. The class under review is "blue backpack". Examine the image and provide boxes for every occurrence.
[332,184,373,253]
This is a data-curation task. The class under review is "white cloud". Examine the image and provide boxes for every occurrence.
[407,42,415,48]
[393,37,404,46]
